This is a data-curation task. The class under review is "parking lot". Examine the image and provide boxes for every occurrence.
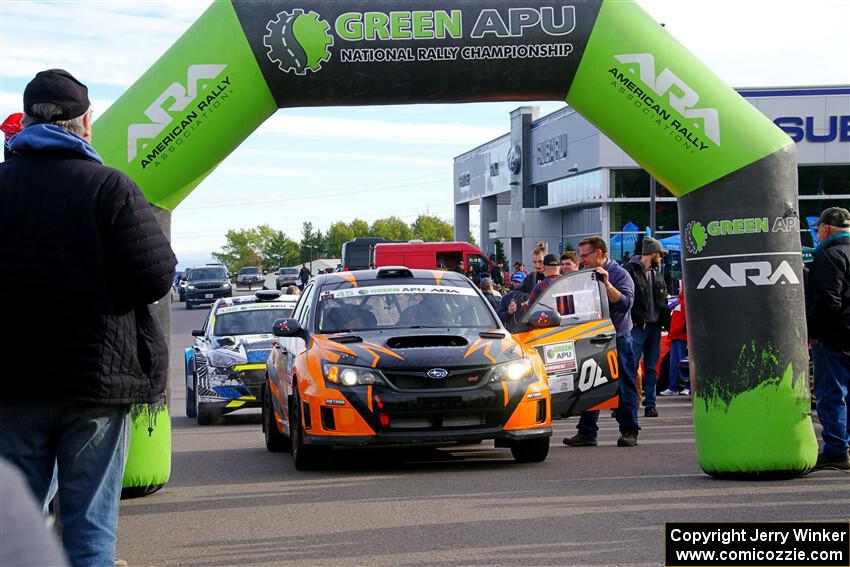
[114,297,850,566]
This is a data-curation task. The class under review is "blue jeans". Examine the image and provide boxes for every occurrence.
[668,340,688,392]
[813,343,850,456]
[577,334,640,439]
[0,400,129,567]
[632,323,662,408]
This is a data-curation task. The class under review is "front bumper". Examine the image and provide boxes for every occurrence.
[197,367,265,413]
[186,288,232,302]
[304,426,551,447]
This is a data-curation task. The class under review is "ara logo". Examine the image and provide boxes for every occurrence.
[577,358,608,393]
[127,64,227,162]
[264,9,334,74]
[696,260,801,289]
[613,53,720,146]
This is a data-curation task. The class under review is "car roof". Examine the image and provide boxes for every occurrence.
[213,293,298,311]
[313,267,471,288]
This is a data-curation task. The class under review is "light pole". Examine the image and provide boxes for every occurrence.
[304,244,316,276]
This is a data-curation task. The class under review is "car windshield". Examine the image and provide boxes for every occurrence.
[214,305,295,336]
[190,268,226,280]
[317,284,496,333]
[239,267,260,275]
[279,268,298,275]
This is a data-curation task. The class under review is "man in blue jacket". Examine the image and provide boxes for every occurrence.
[0,69,176,566]
[808,207,850,470]
[563,236,639,447]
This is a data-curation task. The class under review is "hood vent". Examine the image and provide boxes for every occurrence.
[330,335,363,344]
[386,335,469,349]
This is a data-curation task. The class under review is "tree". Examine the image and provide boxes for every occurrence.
[370,216,413,241]
[350,218,370,237]
[468,231,478,247]
[263,230,300,269]
[411,214,453,242]
[325,221,355,258]
[212,228,264,275]
[494,240,507,264]
[300,221,326,262]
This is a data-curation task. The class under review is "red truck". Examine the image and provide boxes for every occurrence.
[373,241,493,275]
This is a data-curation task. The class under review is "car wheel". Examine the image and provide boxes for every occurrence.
[194,374,215,426]
[510,437,550,463]
[185,364,196,418]
[290,384,327,470]
[263,382,289,453]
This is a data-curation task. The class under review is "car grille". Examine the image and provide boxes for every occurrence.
[194,283,224,290]
[382,366,491,391]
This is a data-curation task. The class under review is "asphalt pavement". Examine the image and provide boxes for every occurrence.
[116,291,850,566]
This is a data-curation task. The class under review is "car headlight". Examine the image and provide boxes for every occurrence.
[206,348,248,368]
[323,363,384,386]
[491,358,534,382]
[223,283,231,288]
[187,285,196,289]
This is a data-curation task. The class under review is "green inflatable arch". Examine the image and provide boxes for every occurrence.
[97,0,816,485]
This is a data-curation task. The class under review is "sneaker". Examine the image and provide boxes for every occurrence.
[617,431,638,447]
[659,389,677,396]
[680,388,691,396]
[562,434,597,447]
[814,451,850,470]
[644,406,659,418]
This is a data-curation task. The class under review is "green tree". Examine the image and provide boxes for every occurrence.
[263,230,301,269]
[212,228,264,274]
[494,240,507,264]
[411,214,453,242]
[468,231,478,247]
[370,216,413,241]
[350,218,370,237]
[300,221,326,263]
[325,221,355,258]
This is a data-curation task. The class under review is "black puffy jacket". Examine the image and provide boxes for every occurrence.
[807,234,850,356]
[0,148,176,404]
[624,256,670,330]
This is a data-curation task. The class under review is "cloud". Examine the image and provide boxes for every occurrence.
[258,113,504,145]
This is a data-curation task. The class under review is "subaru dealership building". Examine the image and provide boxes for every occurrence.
[453,86,850,264]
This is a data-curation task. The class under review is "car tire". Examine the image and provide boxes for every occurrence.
[263,382,290,453]
[290,384,327,470]
[510,437,550,463]
[186,301,194,310]
[186,364,197,418]
[194,374,215,426]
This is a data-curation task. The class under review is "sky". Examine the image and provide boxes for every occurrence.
[1,0,849,269]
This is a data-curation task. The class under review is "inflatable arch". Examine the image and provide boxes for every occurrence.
[95,0,816,483]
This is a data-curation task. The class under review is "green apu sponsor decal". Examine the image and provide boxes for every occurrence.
[566,0,793,196]
[92,1,277,210]
[263,7,578,71]
[685,215,800,255]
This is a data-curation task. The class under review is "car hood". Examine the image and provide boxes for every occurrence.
[311,327,523,370]
[209,335,274,364]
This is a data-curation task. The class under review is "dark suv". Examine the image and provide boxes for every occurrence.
[185,266,232,309]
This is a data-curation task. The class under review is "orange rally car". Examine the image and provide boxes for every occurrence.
[262,267,618,470]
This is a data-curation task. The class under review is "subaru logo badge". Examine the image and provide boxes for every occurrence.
[427,368,448,379]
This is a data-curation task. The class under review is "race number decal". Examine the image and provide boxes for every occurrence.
[577,358,609,392]
[607,350,619,379]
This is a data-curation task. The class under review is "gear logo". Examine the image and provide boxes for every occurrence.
[263,9,334,75]
[686,220,708,255]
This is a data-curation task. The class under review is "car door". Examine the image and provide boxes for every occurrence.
[511,270,620,419]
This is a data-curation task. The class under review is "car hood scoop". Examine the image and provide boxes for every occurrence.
[386,335,469,349]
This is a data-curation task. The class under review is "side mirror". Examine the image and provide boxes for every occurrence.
[528,309,561,329]
[273,318,304,338]
[191,329,204,337]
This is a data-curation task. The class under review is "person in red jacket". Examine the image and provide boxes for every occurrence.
[660,289,689,396]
